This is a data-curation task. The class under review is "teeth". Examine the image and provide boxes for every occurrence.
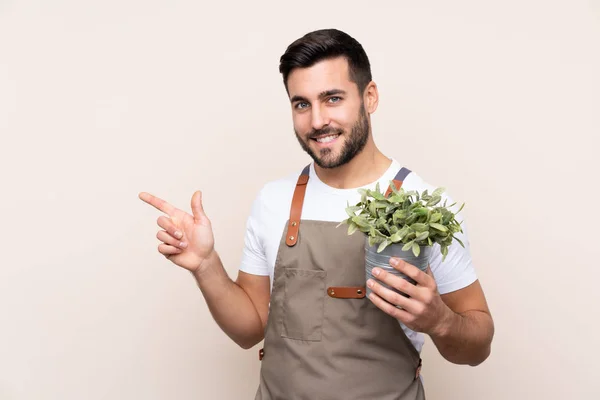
[316,134,339,143]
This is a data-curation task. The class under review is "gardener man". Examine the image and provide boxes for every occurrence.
[139,28,494,399]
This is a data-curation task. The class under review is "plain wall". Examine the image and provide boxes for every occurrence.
[1,1,599,399]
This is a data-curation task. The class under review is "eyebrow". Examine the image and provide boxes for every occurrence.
[290,89,347,104]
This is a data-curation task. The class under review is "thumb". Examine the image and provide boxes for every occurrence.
[191,190,207,223]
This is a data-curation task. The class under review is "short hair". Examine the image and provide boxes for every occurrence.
[279,28,373,95]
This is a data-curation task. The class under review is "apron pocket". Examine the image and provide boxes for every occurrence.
[280,268,327,341]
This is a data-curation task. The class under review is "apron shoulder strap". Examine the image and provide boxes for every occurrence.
[285,164,310,247]
[384,166,412,197]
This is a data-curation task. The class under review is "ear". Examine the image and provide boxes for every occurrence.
[364,81,379,114]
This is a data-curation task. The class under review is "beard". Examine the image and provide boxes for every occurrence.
[295,105,370,169]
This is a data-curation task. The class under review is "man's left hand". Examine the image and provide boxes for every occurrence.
[367,257,453,337]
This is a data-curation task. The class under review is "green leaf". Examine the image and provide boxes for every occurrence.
[352,216,371,229]
[347,222,359,235]
[378,239,392,253]
[408,202,421,211]
[430,212,442,223]
[411,223,428,232]
[415,231,429,241]
[368,202,378,216]
[368,236,380,247]
[454,236,465,248]
[370,225,387,238]
[413,208,428,217]
[441,245,449,261]
[402,241,413,251]
[406,213,418,225]
[370,189,385,200]
[345,205,362,217]
[433,187,445,196]
[393,210,407,224]
[390,231,403,243]
[374,201,388,209]
[430,222,448,232]
[359,189,368,203]
[412,242,421,257]
[397,226,410,239]
[441,210,453,224]
[426,196,441,207]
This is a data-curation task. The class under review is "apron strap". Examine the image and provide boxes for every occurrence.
[285,164,412,247]
[384,166,412,197]
[285,164,310,247]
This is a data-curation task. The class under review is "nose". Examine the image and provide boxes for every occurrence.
[311,105,329,131]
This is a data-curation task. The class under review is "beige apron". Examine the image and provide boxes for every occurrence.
[254,165,425,400]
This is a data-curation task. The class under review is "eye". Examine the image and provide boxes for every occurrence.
[328,96,342,103]
[295,102,309,110]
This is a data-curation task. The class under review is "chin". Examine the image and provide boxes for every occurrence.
[314,153,348,169]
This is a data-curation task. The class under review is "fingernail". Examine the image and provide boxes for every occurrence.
[372,268,380,276]
[390,258,398,266]
[174,231,183,239]
[367,280,374,288]
[179,242,187,248]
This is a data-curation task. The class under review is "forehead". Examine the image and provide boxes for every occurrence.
[286,57,356,98]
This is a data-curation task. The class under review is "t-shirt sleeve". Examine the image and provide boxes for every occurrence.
[238,188,270,276]
[429,195,478,294]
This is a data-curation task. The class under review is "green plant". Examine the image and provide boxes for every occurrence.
[338,181,465,261]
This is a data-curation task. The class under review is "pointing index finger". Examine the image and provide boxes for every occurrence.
[139,192,177,215]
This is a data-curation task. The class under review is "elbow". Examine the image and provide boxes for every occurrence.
[237,340,258,350]
[468,344,492,367]
[468,317,495,366]
[234,333,264,350]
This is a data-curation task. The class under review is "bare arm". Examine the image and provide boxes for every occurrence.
[193,252,271,349]
[430,280,494,366]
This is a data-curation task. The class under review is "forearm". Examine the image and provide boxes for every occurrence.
[192,251,264,349]
[430,309,494,366]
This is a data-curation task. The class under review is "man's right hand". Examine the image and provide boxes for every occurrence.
[139,190,215,274]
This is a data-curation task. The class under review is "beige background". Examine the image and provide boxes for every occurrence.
[1,1,599,399]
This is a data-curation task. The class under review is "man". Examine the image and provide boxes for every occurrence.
[139,28,494,399]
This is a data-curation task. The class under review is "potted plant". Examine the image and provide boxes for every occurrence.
[338,181,465,297]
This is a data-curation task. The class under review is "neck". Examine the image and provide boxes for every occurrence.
[313,140,391,189]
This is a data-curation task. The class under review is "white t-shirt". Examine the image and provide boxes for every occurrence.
[238,158,477,353]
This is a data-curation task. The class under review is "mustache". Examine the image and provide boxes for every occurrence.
[308,127,343,139]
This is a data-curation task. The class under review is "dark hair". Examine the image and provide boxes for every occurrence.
[279,29,372,94]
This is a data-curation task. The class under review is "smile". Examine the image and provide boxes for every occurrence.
[312,134,341,144]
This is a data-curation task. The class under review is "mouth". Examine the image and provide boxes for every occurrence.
[311,133,341,145]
